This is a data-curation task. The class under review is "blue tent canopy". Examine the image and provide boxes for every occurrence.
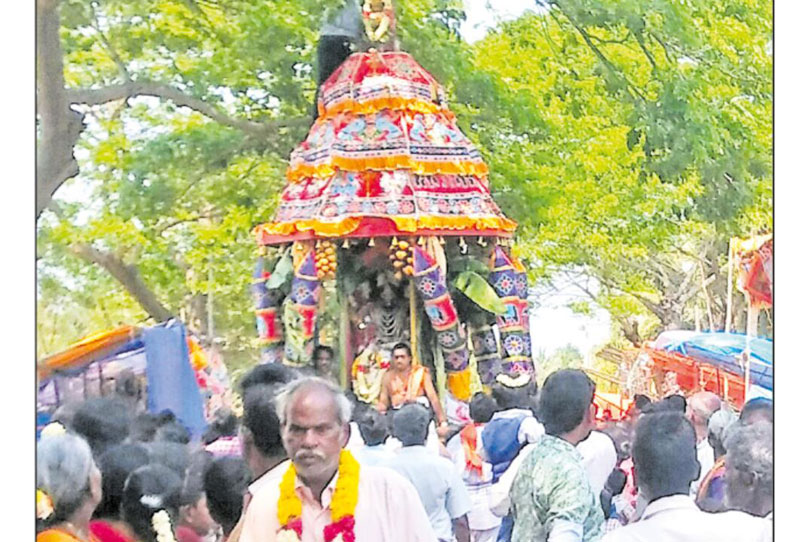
[38,320,206,439]
[654,331,772,391]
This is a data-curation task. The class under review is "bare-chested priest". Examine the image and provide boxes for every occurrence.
[376,342,448,437]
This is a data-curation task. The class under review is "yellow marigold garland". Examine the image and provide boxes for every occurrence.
[276,450,360,542]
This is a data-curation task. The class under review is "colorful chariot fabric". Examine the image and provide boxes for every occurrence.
[412,245,470,373]
[256,50,516,245]
[283,250,321,366]
[252,257,284,362]
[488,247,534,377]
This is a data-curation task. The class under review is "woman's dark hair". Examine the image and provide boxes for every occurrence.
[539,369,595,436]
[154,419,191,444]
[130,413,162,443]
[469,392,498,424]
[121,464,183,542]
[204,457,250,535]
[145,441,191,478]
[357,408,389,446]
[491,382,532,411]
[95,443,151,519]
[242,384,285,457]
[71,397,132,456]
[181,451,213,506]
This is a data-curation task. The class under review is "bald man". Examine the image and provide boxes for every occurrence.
[686,391,721,496]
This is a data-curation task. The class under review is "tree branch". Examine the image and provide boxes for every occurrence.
[66,81,310,137]
[70,243,175,322]
[548,1,647,101]
[90,3,131,82]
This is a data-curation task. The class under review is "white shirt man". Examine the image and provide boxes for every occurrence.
[602,494,768,542]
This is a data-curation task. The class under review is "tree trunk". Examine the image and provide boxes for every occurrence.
[70,243,174,322]
[37,0,84,217]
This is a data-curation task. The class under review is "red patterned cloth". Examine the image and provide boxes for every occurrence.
[205,436,243,457]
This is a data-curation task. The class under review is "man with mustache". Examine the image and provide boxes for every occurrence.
[239,377,437,541]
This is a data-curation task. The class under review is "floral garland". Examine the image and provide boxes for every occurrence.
[276,450,360,542]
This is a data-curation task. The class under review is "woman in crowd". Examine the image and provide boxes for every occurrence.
[203,457,250,542]
[121,464,183,542]
[91,443,151,542]
[176,455,220,542]
[37,433,103,542]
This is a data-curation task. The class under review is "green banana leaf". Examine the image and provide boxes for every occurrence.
[453,271,507,315]
[266,248,294,290]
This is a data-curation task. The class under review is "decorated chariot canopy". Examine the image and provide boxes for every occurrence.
[251,3,533,405]
[254,50,517,245]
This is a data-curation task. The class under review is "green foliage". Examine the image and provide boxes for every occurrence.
[38,0,771,365]
[535,343,585,383]
[452,271,507,315]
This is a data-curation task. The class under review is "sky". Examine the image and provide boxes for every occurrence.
[461,0,544,42]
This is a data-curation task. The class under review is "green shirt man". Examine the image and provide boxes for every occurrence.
[510,434,605,541]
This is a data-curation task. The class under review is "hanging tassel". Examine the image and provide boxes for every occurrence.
[459,237,468,255]
[368,237,375,247]
[478,236,486,247]
[391,236,398,246]
[438,237,445,245]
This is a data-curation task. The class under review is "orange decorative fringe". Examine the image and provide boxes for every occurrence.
[318,97,456,122]
[256,215,517,242]
[286,156,489,183]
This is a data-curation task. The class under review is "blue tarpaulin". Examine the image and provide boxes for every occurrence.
[654,331,772,391]
[143,322,207,438]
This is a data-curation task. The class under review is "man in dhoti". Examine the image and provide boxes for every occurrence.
[376,342,449,438]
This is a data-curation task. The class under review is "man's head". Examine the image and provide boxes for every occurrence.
[632,412,700,501]
[662,394,687,413]
[391,342,411,371]
[724,420,773,517]
[238,363,298,397]
[739,397,773,426]
[491,380,533,411]
[241,384,286,471]
[312,346,335,376]
[357,408,389,446]
[275,378,351,487]
[686,391,721,431]
[707,408,738,458]
[392,403,431,447]
[539,369,596,443]
[470,392,498,424]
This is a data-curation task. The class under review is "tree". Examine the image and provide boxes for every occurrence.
[471,0,771,343]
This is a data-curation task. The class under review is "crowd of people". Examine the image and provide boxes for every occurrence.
[37,342,773,542]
